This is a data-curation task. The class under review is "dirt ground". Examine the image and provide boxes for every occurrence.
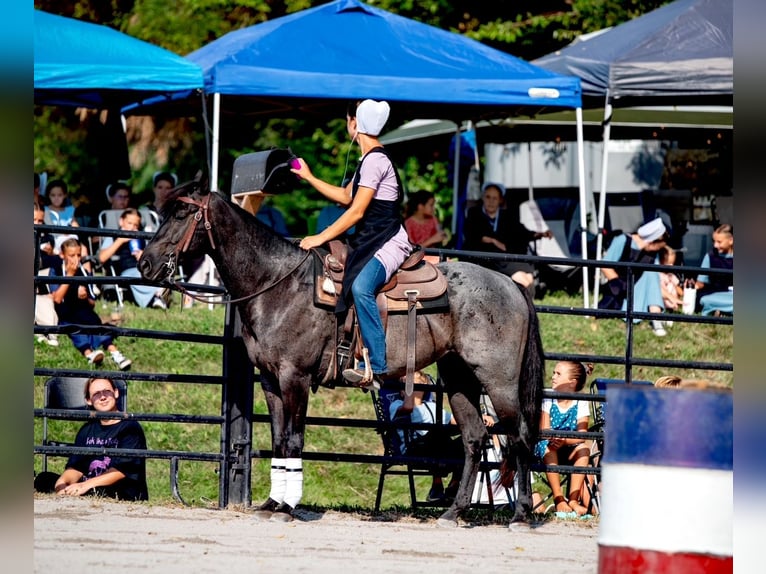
[34,497,599,573]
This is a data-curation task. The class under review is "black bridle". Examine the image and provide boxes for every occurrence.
[162,193,310,306]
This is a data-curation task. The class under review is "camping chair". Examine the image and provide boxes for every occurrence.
[370,386,501,513]
[370,388,440,512]
[41,376,127,472]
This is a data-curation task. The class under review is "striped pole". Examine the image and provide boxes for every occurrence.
[598,385,733,573]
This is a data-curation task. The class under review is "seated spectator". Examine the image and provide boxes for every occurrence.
[49,238,133,370]
[149,171,177,207]
[404,190,447,263]
[43,178,80,253]
[534,361,594,517]
[388,371,463,502]
[472,393,514,508]
[694,224,733,316]
[658,246,684,315]
[462,182,551,293]
[598,217,669,336]
[35,204,59,347]
[106,181,132,211]
[33,376,148,501]
[98,208,168,309]
[654,375,730,390]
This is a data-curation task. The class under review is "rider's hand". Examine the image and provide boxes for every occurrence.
[299,235,324,251]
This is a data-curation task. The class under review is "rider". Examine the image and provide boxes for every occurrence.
[292,99,412,389]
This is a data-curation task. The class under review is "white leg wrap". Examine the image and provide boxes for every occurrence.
[268,458,287,504]
[283,457,304,508]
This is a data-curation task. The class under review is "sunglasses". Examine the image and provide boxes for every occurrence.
[90,389,115,401]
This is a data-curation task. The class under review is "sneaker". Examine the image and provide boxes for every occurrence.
[650,320,667,337]
[151,296,167,309]
[86,349,105,365]
[444,484,459,501]
[342,368,381,390]
[427,484,444,502]
[111,350,132,371]
[36,334,59,347]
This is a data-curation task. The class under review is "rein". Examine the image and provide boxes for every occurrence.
[165,194,311,306]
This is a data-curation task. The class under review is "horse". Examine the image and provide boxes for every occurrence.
[138,176,544,528]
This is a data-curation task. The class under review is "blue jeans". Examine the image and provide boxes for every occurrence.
[351,258,388,374]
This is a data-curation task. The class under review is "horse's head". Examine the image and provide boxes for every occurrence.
[138,171,215,283]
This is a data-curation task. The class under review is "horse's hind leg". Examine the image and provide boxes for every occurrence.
[436,356,486,527]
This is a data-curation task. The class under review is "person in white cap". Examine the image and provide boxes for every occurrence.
[292,99,412,389]
[598,217,669,336]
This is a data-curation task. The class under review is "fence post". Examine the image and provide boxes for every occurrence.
[220,304,254,507]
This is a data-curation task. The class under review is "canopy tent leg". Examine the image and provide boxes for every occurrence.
[211,92,221,192]
[592,94,613,308]
[451,124,461,235]
[575,107,589,309]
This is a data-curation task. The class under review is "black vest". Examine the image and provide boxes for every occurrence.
[337,147,404,314]
[702,249,733,295]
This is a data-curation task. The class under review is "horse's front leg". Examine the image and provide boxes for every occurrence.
[253,369,309,523]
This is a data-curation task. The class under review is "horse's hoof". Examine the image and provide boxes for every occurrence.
[436,517,458,529]
[269,502,295,523]
[252,497,279,521]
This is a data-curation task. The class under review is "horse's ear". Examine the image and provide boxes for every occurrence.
[192,170,210,196]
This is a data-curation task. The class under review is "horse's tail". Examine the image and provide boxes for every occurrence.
[517,285,545,451]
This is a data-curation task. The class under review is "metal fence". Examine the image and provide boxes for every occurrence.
[34,224,732,507]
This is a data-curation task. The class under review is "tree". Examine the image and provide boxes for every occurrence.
[34,0,673,228]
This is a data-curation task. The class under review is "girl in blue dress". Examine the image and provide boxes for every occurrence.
[535,361,593,516]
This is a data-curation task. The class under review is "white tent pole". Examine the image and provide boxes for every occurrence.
[575,107,589,309]
[592,93,613,308]
[527,141,534,202]
[211,92,221,192]
[451,124,461,235]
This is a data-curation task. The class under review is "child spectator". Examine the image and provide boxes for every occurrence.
[388,371,463,502]
[33,377,148,501]
[404,190,447,263]
[98,208,168,309]
[694,224,733,316]
[106,181,132,211]
[49,238,132,370]
[35,204,59,347]
[43,179,79,253]
[658,246,683,313]
[534,361,594,516]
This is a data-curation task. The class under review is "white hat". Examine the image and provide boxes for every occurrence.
[482,181,506,198]
[637,217,666,242]
[356,99,390,136]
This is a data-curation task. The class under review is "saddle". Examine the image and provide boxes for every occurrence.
[312,241,449,394]
[313,241,449,312]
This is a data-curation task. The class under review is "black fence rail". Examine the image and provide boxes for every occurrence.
[34,223,732,508]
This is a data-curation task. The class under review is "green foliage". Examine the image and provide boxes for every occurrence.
[34,289,732,509]
[34,0,674,215]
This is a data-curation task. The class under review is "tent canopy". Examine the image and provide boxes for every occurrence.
[534,0,732,106]
[187,0,581,119]
[34,9,203,108]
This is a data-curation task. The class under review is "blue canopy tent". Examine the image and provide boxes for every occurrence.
[535,0,732,307]
[34,9,204,109]
[187,0,593,304]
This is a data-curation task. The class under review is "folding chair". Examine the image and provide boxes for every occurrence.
[41,376,127,472]
[370,388,438,512]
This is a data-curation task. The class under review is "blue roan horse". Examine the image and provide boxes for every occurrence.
[138,177,544,528]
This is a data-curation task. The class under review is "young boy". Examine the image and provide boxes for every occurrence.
[49,238,132,370]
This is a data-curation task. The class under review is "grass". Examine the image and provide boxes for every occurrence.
[34,289,733,511]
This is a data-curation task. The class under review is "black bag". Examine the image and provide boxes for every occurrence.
[598,277,627,310]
